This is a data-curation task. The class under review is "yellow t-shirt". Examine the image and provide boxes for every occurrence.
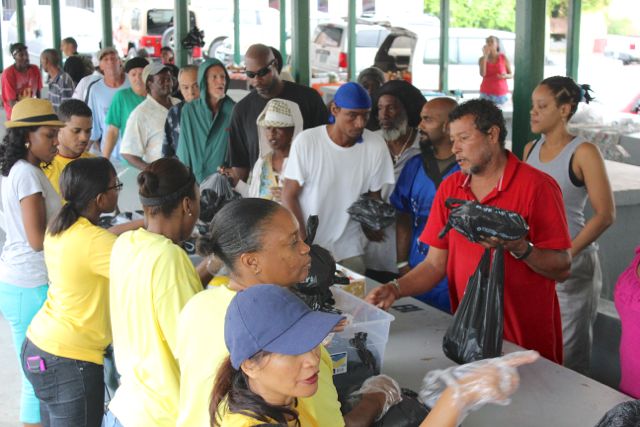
[42,152,94,196]
[176,285,344,427]
[108,228,202,427]
[27,217,116,364]
[220,403,319,427]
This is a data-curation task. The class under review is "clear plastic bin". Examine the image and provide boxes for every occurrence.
[326,286,395,375]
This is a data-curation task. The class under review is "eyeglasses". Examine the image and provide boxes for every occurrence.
[245,60,275,79]
[107,179,123,193]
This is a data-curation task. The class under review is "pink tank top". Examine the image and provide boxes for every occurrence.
[480,54,509,96]
[614,245,640,398]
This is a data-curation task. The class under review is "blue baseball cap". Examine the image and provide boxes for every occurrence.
[225,284,344,369]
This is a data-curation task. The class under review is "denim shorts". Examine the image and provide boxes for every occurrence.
[479,92,510,106]
[21,338,105,427]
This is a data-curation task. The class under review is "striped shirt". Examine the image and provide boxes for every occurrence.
[47,70,75,112]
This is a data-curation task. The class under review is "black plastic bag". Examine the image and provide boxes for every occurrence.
[292,216,348,313]
[347,195,396,231]
[593,401,640,427]
[199,173,241,223]
[373,389,431,427]
[438,198,529,242]
[442,248,504,364]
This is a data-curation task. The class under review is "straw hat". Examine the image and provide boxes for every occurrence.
[5,98,65,128]
[256,98,296,128]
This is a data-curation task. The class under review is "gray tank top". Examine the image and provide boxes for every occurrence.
[527,135,595,252]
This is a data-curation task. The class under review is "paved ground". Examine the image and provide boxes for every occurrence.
[0,114,20,427]
[0,313,21,426]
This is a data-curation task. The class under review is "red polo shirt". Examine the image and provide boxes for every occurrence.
[420,151,571,363]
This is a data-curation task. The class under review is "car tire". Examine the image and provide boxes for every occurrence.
[207,36,228,60]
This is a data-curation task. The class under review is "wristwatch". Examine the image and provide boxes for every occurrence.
[510,241,534,260]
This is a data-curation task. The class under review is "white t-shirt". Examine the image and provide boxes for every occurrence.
[284,126,395,261]
[0,160,61,287]
[121,95,180,163]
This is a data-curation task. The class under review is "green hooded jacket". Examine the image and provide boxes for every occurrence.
[177,58,236,183]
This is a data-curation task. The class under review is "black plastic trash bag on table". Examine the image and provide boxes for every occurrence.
[347,195,396,231]
[198,173,241,224]
[442,248,505,364]
[438,198,529,242]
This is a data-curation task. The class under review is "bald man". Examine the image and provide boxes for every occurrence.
[228,44,328,182]
[389,97,459,312]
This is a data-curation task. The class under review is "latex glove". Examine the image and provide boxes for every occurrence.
[353,374,403,420]
[419,351,539,424]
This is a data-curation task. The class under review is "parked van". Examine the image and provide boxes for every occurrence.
[410,28,516,92]
[311,20,395,78]
[116,5,200,59]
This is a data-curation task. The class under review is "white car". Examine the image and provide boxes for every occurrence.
[311,20,395,78]
[6,5,100,65]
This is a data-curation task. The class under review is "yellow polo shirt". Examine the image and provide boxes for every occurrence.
[108,228,202,427]
[42,152,94,196]
[27,217,116,364]
[176,285,344,427]
[220,404,319,427]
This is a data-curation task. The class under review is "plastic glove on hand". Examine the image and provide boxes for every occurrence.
[353,374,403,420]
[419,351,539,424]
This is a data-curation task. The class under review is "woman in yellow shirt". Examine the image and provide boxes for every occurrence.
[21,157,122,427]
[105,158,203,427]
[177,199,391,427]
[211,284,344,427]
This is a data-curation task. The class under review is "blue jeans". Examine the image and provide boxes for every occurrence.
[0,281,48,423]
[21,338,105,427]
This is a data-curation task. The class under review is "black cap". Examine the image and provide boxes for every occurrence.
[10,43,27,56]
[371,80,427,128]
[124,57,149,73]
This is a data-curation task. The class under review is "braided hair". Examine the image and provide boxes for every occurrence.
[539,76,594,120]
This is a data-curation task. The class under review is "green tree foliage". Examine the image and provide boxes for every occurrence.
[423,0,611,31]
[424,0,516,31]
[549,0,611,17]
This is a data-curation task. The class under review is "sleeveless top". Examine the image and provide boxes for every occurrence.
[479,54,509,96]
[526,135,595,253]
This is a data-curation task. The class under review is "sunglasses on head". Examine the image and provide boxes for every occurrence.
[245,60,275,79]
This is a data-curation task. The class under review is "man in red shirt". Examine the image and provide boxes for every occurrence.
[1,43,43,119]
[366,99,572,363]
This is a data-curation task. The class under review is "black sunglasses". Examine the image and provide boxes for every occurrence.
[245,60,275,79]
[107,178,124,193]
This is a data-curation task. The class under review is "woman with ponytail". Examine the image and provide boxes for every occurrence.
[105,157,203,427]
[0,98,63,427]
[21,157,127,427]
[525,75,615,375]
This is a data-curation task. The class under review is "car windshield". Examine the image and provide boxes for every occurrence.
[314,26,343,47]
[147,9,196,35]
